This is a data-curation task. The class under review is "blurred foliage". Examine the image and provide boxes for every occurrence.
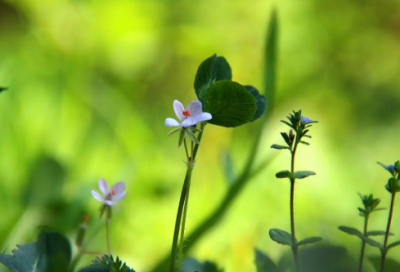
[1,0,400,271]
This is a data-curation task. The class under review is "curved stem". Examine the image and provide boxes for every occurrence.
[380,192,396,272]
[359,215,369,272]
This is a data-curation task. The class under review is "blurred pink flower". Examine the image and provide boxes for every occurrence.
[91,179,126,206]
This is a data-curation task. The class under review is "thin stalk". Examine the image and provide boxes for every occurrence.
[290,143,299,271]
[358,214,369,272]
[380,192,396,272]
[106,218,110,254]
[169,125,204,272]
[177,169,193,272]
[169,171,190,272]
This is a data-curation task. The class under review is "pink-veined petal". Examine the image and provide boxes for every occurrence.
[98,178,109,195]
[112,182,125,195]
[104,200,114,206]
[193,112,212,123]
[186,100,202,117]
[91,190,104,202]
[165,118,181,127]
[113,191,126,202]
[173,100,185,121]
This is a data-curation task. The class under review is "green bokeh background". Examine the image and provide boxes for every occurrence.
[1,0,400,271]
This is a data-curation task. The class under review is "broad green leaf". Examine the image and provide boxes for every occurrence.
[275,170,292,179]
[387,240,400,251]
[182,258,223,272]
[368,256,400,272]
[270,144,289,150]
[194,54,232,102]
[263,9,277,115]
[366,230,393,237]
[254,248,281,272]
[269,228,293,246]
[244,85,266,121]
[36,230,72,272]
[296,237,323,247]
[202,80,256,127]
[292,171,316,179]
[0,243,39,272]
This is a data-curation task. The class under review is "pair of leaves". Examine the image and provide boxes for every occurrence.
[194,54,266,127]
[0,230,71,272]
[338,226,400,253]
[275,170,316,180]
[269,228,322,247]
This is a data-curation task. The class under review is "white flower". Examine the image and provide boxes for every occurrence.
[165,100,212,128]
[91,179,126,206]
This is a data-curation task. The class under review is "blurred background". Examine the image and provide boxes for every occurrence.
[1,0,400,271]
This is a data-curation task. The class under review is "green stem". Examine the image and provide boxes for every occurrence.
[177,168,193,272]
[106,218,110,254]
[290,143,299,271]
[380,192,396,272]
[359,214,369,272]
[169,171,190,272]
[169,124,205,272]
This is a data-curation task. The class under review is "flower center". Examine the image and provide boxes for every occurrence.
[183,110,190,117]
[111,189,116,195]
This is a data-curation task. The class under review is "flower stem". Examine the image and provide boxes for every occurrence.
[106,218,110,254]
[169,124,205,272]
[380,192,396,272]
[177,168,193,272]
[358,214,369,272]
[169,171,190,272]
[290,143,299,271]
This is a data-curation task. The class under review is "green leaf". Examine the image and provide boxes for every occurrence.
[202,80,256,127]
[299,141,309,145]
[338,226,363,237]
[269,228,293,246]
[366,230,394,237]
[263,9,277,115]
[77,265,111,272]
[254,248,281,272]
[387,240,400,251]
[92,255,135,272]
[296,237,323,247]
[182,258,223,272]
[368,256,400,272]
[194,54,232,102]
[292,171,316,179]
[275,170,293,179]
[339,226,383,250]
[270,144,289,150]
[244,85,266,121]
[36,230,72,272]
[0,243,39,272]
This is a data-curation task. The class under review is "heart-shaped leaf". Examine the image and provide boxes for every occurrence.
[194,54,232,102]
[202,80,256,127]
[269,228,293,246]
